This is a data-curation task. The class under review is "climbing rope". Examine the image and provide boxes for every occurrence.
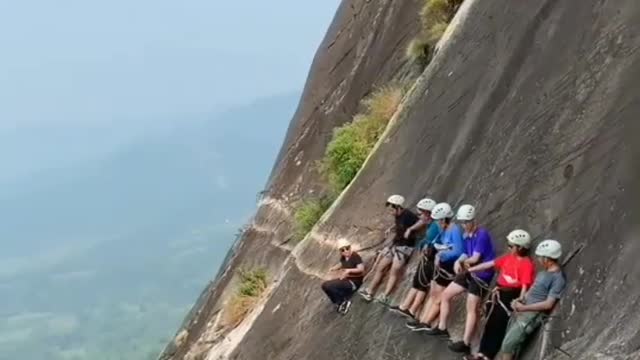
[416,255,433,288]
[434,262,455,281]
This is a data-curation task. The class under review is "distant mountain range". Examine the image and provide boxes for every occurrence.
[0,92,297,360]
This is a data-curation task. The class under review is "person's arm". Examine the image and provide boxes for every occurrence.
[467,260,496,273]
[343,263,365,276]
[329,263,342,272]
[464,231,492,267]
[464,252,482,267]
[405,218,427,238]
[514,297,557,312]
[440,226,465,263]
[519,285,529,300]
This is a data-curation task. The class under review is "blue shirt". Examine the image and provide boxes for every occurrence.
[463,227,496,282]
[435,223,464,263]
[418,222,442,250]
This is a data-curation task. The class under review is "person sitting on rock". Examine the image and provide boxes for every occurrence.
[497,239,567,360]
[359,194,420,305]
[321,238,365,314]
[389,197,441,318]
[406,202,464,331]
[463,229,536,360]
[423,205,496,355]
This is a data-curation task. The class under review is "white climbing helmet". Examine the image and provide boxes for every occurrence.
[456,204,476,221]
[506,229,532,249]
[386,194,405,207]
[337,238,351,249]
[535,239,562,259]
[431,202,454,220]
[416,198,437,212]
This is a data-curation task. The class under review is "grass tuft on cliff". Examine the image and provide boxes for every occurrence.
[407,0,464,64]
[321,85,403,194]
[224,268,268,328]
[293,196,334,242]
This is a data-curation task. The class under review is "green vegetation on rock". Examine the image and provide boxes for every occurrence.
[224,268,269,327]
[293,196,335,242]
[408,0,464,64]
[321,85,404,193]
[291,86,403,244]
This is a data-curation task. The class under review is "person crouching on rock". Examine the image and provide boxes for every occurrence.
[424,204,496,355]
[322,238,365,315]
[406,202,464,331]
[359,194,420,305]
[463,229,535,360]
[389,197,441,319]
[497,239,567,360]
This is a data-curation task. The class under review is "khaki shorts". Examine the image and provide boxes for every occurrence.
[500,312,544,354]
[381,245,414,264]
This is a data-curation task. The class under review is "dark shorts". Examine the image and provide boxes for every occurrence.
[453,272,490,298]
[434,261,456,287]
[412,256,434,291]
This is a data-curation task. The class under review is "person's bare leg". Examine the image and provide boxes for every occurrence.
[367,256,391,295]
[409,290,427,315]
[383,257,404,296]
[463,294,481,345]
[400,289,417,310]
[438,282,466,330]
[420,284,444,324]
[418,281,435,320]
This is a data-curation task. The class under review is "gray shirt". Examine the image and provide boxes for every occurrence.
[525,270,567,305]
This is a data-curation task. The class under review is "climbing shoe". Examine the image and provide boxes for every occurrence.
[448,341,471,354]
[389,306,414,318]
[410,323,433,332]
[405,320,422,329]
[424,327,450,338]
[359,290,373,302]
[463,355,487,360]
[375,294,391,306]
[338,300,352,315]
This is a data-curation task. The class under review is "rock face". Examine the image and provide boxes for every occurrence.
[160,0,640,359]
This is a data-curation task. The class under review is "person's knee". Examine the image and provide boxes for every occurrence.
[441,288,457,302]
[467,295,481,311]
[390,264,403,274]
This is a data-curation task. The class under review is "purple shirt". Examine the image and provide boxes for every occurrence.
[464,227,496,282]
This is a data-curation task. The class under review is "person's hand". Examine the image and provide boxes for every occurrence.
[511,300,524,312]
[404,228,412,239]
[454,261,462,274]
[339,270,348,280]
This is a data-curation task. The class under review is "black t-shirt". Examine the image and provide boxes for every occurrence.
[393,209,420,247]
[341,252,364,286]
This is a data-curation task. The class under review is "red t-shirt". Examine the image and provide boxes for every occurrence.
[494,254,535,289]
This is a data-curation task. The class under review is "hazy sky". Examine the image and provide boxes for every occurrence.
[0,0,340,181]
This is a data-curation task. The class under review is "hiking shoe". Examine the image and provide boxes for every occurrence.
[405,320,422,330]
[389,306,414,318]
[399,308,414,318]
[411,323,434,332]
[375,294,391,306]
[359,290,373,302]
[388,305,404,314]
[463,355,487,360]
[338,300,352,315]
[448,341,471,354]
[424,327,450,338]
